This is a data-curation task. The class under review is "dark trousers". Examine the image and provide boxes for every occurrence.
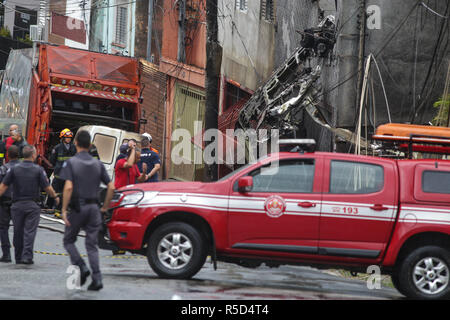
[0,204,11,255]
[11,201,40,261]
[63,204,102,282]
[49,177,65,210]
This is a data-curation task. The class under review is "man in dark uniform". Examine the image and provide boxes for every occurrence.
[49,129,76,215]
[138,135,161,183]
[0,146,20,262]
[60,130,115,291]
[89,144,100,160]
[10,128,28,160]
[0,140,6,165]
[0,145,59,264]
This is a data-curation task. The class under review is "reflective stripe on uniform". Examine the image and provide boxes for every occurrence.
[57,156,72,161]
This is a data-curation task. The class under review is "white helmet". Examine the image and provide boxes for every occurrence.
[142,132,152,142]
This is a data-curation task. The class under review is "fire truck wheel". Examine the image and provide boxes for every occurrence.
[398,246,450,300]
[147,222,207,279]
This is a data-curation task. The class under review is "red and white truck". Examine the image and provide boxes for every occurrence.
[104,139,450,299]
[0,44,143,167]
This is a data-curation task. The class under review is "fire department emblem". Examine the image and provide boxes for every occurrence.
[264,195,286,218]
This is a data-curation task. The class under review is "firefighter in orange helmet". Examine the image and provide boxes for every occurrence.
[49,129,77,216]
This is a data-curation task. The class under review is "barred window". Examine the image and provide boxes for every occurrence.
[236,0,248,11]
[115,6,128,45]
[261,0,275,22]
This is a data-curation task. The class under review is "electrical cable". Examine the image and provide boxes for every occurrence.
[420,1,449,19]
[411,0,450,123]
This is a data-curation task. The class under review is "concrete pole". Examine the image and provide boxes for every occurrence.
[355,0,366,125]
[146,0,154,61]
[204,0,221,181]
[177,0,186,63]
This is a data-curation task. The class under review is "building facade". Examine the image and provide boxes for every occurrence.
[160,0,207,181]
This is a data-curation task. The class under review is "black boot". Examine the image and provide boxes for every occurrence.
[0,250,11,263]
[79,264,91,286]
[87,279,103,291]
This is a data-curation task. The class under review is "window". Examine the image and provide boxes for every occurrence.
[261,0,275,22]
[246,159,315,193]
[236,0,248,11]
[115,6,128,45]
[330,161,384,194]
[422,171,450,194]
[224,81,251,111]
[93,133,117,164]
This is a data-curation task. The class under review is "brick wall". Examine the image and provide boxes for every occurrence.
[139,59,167,175]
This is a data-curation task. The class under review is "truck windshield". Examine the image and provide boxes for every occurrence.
[0,49,33,136]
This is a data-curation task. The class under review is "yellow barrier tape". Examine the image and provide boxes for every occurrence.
[33,251,145,259]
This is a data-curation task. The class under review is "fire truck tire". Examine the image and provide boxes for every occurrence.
[147,222,207,279]
[397,246,450,300]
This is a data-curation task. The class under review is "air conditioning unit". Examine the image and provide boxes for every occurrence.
[29,25,43,41]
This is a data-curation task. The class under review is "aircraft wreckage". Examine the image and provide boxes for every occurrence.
[236,15,373,153]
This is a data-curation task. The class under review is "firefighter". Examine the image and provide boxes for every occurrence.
[60,130,115,290]
[0,146,20,262]
[142,133,159,154]
[50,129,77,216]
[89,143,100,160]
[0,140,5,165]
[0,145,59,264]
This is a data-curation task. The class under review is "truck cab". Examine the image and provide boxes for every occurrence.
[79,125,143,181]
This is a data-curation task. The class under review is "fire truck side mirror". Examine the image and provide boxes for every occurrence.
[238,176,253,193]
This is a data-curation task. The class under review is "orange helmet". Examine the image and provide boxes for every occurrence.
[60,128,73,139]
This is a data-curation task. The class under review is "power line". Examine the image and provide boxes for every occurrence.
[0,0,139,19]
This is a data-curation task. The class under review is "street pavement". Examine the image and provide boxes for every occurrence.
[0,216,403,300]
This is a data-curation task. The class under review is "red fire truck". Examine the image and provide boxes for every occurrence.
[0,44,142,164]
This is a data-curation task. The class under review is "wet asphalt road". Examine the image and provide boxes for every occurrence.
[0,215,403,300]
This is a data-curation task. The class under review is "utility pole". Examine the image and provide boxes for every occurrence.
[146,0,154,61]
[355,0,367,125]
[177,0,186,63]
[204,0,222,181]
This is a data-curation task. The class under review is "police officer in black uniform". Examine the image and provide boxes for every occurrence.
[60,130,115,291]
[49,129,77,214]
[0,145,59,264]
[0,145,20,262]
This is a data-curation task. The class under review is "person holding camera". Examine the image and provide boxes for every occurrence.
[114,144,147,189]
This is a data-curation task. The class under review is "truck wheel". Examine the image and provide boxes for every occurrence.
[390,272,407,297]
[397,246,450,299]
[147,222,207,279]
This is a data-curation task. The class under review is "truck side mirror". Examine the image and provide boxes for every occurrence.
[238,176,253,193]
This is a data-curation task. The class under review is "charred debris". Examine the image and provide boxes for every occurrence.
[236,15,373,155]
